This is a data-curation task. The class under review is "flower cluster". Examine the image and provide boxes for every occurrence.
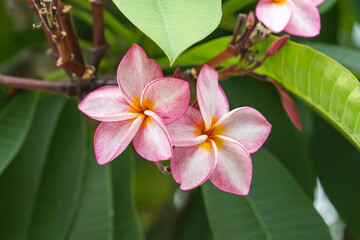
[79,44,271,195]
[256,0,325,37]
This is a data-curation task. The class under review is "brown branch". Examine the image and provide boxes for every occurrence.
[27,1,86,77]
[0,75,75,95]
[0,75,117,98]
[89,0,109,70]
[59,5,85,64]
[26,0,59,55]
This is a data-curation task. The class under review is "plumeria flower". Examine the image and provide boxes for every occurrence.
[78,44,190,164]
[256,0,325,37]
[167,65,271,195]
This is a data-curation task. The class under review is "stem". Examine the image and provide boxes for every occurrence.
[155,162,171,175]
[198,49,236,71]
[230,14,246,45]
[60,5,85,64]
[0,75,75,95]
[89,0,109,70]
[0,75,117,97]
[26,0,59,54]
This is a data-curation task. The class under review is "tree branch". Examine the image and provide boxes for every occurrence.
[59,5,85,64]
[0,75,117,98]
[89,0,109,70]
[0,75,75,95]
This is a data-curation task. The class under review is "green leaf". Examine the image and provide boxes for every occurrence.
[254,37,360,150]
[311,114,360,238]
[175,190,211,240]
[111,0,222,65]
[68,151,113,240]
[111,147,144,240]
[0,91,38,175]
[202,149,331,240]
[26,99,87,240]
[69,147,144,240]
[307,43,360,76]
[0,95,65,240]
[318,0,337,14]
[349,0,360,20]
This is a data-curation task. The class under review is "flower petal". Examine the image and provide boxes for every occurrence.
[141,78,190,124]
[256,0,294,33]
[215,107,271,154]
[78,86,140,122]
[310,0,325,6]
[133,110,172,161]
[94,116,145,165]
[171,140,217,190]
[209,136,252,195]
[284,0,321,37]
[167,106,208,146]
[117,44,163,101]
[197,65,229,129]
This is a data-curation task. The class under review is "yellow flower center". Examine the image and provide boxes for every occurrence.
[195,118,227,151]
[271,0,286,5]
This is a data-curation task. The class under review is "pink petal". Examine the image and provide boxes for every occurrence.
[173,67,182,79]
[94,116,145,165]
[210,136,252,195]
[310,0,325,6]
[273,80,302,131]
[197,65,229,130]
[215,107,271,154]
[117,44,163,101]
[167,106,208,146]
[284,0,321,37]
[133,110,172,161]
[256,0,294,33]
[141,78,190,125]
[78,86,140,122]
[171,140,217,190]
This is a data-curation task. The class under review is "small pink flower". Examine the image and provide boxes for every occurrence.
[79,44,190,164]
[256,0,325,37]
[167,65,271,195]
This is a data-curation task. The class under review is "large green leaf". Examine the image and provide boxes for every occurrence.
[0,91,38,175]
[0,95,65,240]
[307,43,360,76]
[112,0,222,64]
[69,147,144,240]
[174,190,211,240]
[26,99,87,240]
[111,147,144,240]
[311,115,360,238]
[254,37,360,150]
[68,151,113,240]
[202,149,331,240]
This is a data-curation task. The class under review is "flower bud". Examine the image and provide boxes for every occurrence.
[266,35,290,57]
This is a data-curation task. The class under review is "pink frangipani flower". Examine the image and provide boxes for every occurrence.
[167,65,271,195]
[78,44,190,164]
[256,0,325,37]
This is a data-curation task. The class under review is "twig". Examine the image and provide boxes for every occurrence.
[0,75,117,98]
[89,0,109,70]
[0,75,75,95]
[155,162,171,175]
[59,5,85,64]
[26,0,59,55]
